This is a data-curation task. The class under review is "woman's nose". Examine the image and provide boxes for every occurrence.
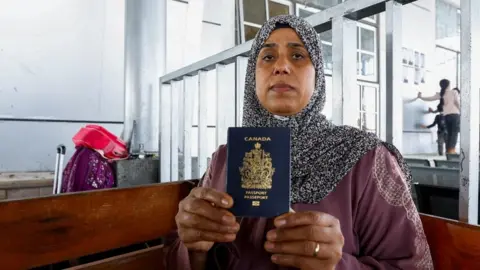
[273,58,291,75]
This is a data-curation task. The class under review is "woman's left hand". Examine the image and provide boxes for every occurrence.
[264,211,344,270]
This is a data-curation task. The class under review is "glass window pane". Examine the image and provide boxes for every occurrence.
[322,43,332,72]
[243,0,266,25]
[358,53,376,77]
[362,113,377,132]
[320,30,332,43]
[361,86,377,113]
[268,1,290,18]
[360,27,375,52]
[244,24,260,41]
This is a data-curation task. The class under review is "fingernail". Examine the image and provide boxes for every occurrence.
[271,255,279,262]
[275,218,286,227]
[221,198,229,206]
[265,242,274,249]
[266,230,277,240]
[223,215,234,223]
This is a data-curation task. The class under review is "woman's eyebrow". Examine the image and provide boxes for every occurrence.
[261,42,305,48]
[287,42,304,48]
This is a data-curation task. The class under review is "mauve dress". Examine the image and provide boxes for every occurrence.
[61,146,115,193]
[164,145,433,270]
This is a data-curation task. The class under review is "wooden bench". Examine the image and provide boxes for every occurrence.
[1,180,480,269]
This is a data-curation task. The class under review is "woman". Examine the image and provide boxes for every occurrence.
[418,79,461,154]
[166,15,433,269]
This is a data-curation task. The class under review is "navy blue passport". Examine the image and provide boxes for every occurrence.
[226,127,291,218]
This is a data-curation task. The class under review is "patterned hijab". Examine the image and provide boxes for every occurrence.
[242,15,412,204]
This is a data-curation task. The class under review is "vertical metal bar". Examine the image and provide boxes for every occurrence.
[183,76,196,180]
[216,64,236,146]
[170,81,180,181]
[159,83,172,182]
[331,16,357,126]
[265,0,270,20]
[238,0,246,44]
[216,64,226,147]
[385,0,403,151]
[177,78,185,180]
[235,56,247,126]
[459,0,480,224]
[198,71,209,176]
[378,13,387,141]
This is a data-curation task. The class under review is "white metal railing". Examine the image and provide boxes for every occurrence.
[159,0,405,183]
[160,56,248,181]
[158,0,479,224]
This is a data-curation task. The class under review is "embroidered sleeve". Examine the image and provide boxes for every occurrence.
[348,146,433,269]
[164,147,220,270]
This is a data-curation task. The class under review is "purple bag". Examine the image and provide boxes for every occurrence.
[61,146,115,193]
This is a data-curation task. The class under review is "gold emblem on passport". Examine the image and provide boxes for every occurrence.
[239,142,275,189]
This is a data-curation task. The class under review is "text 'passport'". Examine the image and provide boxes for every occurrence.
[226,127,291,217]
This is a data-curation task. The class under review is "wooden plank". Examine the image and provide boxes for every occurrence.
[0,180,197,270]
[420,213,480,269]
[67,245,165,270]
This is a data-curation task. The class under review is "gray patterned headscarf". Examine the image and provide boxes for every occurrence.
[242,15,412,204]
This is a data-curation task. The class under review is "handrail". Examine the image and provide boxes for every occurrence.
[159,0,413,84]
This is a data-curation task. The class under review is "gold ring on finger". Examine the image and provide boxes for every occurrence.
[313,242,320,257]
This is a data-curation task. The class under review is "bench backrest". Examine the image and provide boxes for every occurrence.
[405,158,431,167]
[410,165,459,188]
[446,153,460,161]
[434,160,460,169]
[0,180,196,269]
[421,214,480,270]
[1,180,480,269]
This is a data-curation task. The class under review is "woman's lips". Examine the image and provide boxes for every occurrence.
[270,83,295,93]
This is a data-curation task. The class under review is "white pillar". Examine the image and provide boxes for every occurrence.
[385,0,403,151]
[331,16,357,127]
[459,0,480,224]
[123,0,167,154]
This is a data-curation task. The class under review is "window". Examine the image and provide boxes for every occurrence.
[296,7,377,79]
[296,6,333,74]
[435,46,460,89]
[242,0,293,41]
[358,84,379,135]
[357,23,376,80]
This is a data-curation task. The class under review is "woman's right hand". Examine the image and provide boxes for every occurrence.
[176,187,240,253]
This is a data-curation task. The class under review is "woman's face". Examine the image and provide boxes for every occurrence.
[255,28,316,116]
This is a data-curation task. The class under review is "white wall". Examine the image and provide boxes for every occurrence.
[0,0,235,172]
[400,0,440,154]
[0,0,125,172]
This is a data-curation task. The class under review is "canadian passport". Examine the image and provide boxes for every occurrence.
[226,127,291,218]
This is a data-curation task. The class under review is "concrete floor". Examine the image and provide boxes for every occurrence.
[404,153,447,161]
